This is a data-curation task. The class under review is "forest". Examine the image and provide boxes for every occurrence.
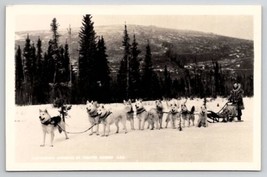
[15,15,254,105]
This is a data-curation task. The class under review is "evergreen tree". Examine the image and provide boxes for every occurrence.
[117,24,131,100]
[142,42,156,99]
[50,18,60,50]
[46,40,55,83]
[35,38,49,104]
[23,34,33,104]
[30,42,38,104]
[163,65,172,98]
[63,42,70,83]
[95,36,111,102]
[129,34,141,99]
[15,45,24,104]
[78,14,97,102]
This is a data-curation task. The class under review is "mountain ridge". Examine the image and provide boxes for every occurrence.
[15,24,254,75]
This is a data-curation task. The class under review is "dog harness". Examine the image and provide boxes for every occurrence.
[39,116,60,126]
[39,117,51,125]
[170,110,179,115]
[127,107,134,114]
[136,107,146,115]
[99,111,112,121]
[89,110,98,118]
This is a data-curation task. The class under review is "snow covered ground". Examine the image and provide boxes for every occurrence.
[13,97,254,164]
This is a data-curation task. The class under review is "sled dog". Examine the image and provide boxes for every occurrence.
[196,105,208,127]
[86,100,100,136]
[180,103,195,127]
[97,104,128,136]
[134,99,149,130]
[165,99,182,131]
[146,100,164,130]
[39,109,69,147]
[123,100,135,130]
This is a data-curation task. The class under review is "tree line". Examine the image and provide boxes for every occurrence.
[15,14,253,105]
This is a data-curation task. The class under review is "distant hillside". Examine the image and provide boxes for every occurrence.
[15,25,254,75]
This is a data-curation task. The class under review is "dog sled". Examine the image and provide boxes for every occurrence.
[207,102,238,123]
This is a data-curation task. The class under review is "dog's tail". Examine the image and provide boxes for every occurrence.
[190,106,195,114]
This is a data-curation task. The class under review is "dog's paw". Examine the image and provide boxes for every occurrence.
[96,133,99,136]
[125,131,127,134]
[89,133,93,136]
[105,135,109,137]
[178,127,182,131]
[101,135,105,137]
[50,145,54,147]
[40,144,45,147]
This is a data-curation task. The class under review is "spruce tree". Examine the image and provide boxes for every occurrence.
[35,38,49,104]
[129,34,141,99]
[23,34,33,104]
[30,42,38,104]
[15,45,24,104]
[141,41,155,99]
[163,65,172,98]
[46,40,55,83]
[78,14,97,102]
[63,42,70,83]
[95,36,111,102]
[117,24,131,100]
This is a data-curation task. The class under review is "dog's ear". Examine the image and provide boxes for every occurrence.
[101,104,104,108]
[123,100,126,104]
[86,100,90,104]
[39,109,42,112]
[91,100,94,104]
[44,109,48,113]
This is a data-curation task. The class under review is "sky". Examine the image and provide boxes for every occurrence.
[15,15,253,40]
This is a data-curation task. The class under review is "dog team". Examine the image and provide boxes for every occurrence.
[38,99,208,147]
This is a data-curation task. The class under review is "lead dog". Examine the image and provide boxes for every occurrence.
[97,104,128,136]
[165,99,182,131]
[39,109,69,147]
[86,100,100,136]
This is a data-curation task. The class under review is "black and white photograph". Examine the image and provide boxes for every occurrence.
[5,5,261,171]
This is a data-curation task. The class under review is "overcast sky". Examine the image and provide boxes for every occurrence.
[15,15,253,40]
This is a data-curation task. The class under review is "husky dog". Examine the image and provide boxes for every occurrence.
[123,100,135,130]
[196,105,208,127]
[146,100,164,130]
[86,100,100,136]
[39,109,69,147]
[97,104,128,136]
[165,99,182,131]
[180,102,195,127]
[134,99,149,130]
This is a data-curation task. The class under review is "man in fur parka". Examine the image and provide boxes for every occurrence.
[228,83,245,121]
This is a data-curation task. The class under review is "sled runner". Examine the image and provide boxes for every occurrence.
[207,102,238,123]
